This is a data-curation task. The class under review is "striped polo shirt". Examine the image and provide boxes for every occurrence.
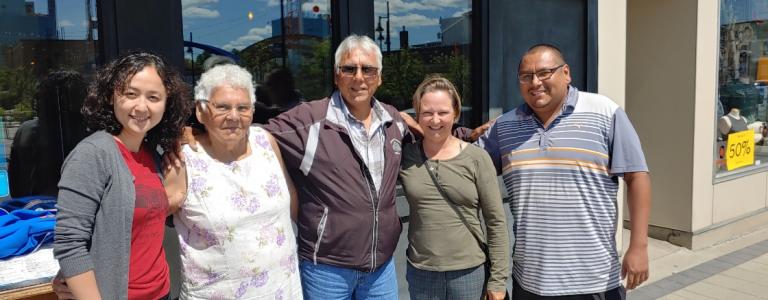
[478,86,648,296]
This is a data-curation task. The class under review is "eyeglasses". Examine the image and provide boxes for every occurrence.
[517,64,565,84]
[338,65,379,79]
[204,100,253,116]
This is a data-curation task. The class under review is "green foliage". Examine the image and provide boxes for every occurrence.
[12,102,34,120]
[0,66,38,118]
[377,49,425,110]
[196,51,212,67]
[430,52,471,105]
[297,40,333,99]
[183,51,214,80]
[376,49,471,111]
[239,43,279,83]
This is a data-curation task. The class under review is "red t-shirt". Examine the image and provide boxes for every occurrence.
[116,140,170,300]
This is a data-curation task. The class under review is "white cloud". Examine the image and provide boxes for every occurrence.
[302,2,329,14]
[376,0,465,14]
[422,0,465,8]
[376,0,429,13]
[222,25,273,51]
[184,7,220,18]
[452,8,470,17]
[182,0,220,18]
[58,20,75,27]
[390,13,438,29]
[267,0,280,7]
[182,0,217,8]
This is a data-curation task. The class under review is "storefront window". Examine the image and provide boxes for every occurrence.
[373,0,472,126]
[182,0,332,124]
[715,0,768,178]
[0,0,97,200]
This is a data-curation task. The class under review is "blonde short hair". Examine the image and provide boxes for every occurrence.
[412,75,462,122]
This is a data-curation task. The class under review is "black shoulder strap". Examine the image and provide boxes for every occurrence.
[420,144,487,249]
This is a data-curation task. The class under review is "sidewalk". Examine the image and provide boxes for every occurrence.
[393,198,768,299]
[627,225,768,299]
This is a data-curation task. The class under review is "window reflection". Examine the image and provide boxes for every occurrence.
[0,0,96,198]
[373,0,472,126]
[182,0,332,124]
[715,0,768,176]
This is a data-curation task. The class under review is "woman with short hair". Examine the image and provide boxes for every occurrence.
[163,64,302,299]
[400,76,510,300]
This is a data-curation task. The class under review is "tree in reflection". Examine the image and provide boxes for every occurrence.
[0,66,38,121]
[297,39,332,99]
[377,48,425,110]
[430,52,471,107]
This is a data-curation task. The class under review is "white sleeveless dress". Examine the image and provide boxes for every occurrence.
[174,127,302,300]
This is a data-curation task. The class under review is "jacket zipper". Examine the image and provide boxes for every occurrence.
[313,206,329,264]
[336,124,384,272]
[361,164,379,272]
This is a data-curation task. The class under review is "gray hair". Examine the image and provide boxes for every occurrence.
[194,64,255,108]
[334,34,383,75]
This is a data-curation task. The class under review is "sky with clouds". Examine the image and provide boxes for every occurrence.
[28,0,93,39]
[183,0,470,52]
[33,0,469,52]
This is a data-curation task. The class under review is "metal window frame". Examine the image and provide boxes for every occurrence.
[96,0,185,69]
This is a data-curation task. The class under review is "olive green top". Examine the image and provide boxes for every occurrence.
[399,142,510,292]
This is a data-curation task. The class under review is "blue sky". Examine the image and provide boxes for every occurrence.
[32,0,470,52]
[181,0,470,51]
[30,0,93,40]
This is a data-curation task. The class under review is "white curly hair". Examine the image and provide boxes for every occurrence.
[194,64,256,109]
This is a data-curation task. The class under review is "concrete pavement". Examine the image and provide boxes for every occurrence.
[628,225,768,299]
[394,195,768,299]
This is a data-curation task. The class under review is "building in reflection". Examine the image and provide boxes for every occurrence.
[0,0,57,68]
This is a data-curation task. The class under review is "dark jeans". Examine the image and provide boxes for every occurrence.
[512,279,626,300]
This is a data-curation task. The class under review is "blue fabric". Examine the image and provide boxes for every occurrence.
[0,195,57,212]
[299,257,398,300]
[0,209,56,259]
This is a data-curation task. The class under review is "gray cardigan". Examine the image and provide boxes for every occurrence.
[54,131,158,300]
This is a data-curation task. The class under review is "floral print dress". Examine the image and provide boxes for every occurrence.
[174,127,301,300]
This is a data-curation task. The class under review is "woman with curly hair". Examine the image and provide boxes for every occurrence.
[53,51,191,300]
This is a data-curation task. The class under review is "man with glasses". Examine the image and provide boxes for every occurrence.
[261,34,407,299]
[477,44,652,299]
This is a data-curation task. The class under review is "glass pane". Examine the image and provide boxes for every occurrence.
[0,0,97,199]
[715,0,768,177]
[181,0,332,124]
[373,0,472,126]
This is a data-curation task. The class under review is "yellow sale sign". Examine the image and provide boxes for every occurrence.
[726,130,755,171]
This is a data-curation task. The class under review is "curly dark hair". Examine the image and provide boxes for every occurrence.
[81,51,191,153]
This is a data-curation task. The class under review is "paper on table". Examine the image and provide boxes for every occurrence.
[0,247,58,291]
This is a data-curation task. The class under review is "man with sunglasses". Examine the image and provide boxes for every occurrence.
[261,34,408,299]
[477,44,652,299]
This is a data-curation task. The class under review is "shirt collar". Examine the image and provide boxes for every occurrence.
[518,85,579,117]
[331,91,393,124]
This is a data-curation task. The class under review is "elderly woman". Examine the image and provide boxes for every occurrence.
[163,64,301,299]
[54,51,191,300]
[399,76,510,300]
